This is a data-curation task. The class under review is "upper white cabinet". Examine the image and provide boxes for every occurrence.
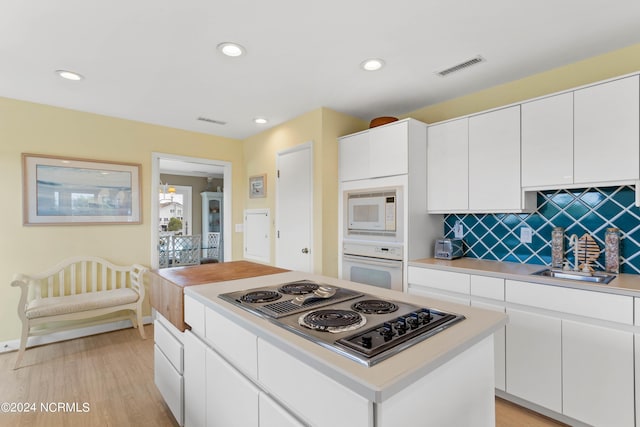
[522,75,640,189]
[427,118,469,212]
[339,119,426,182]
[468,106,527,212]
[521,92,574,187]
[574,75,640,184]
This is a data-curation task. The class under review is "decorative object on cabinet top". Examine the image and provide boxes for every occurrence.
[444,185,640,274]
[369,116,398,128]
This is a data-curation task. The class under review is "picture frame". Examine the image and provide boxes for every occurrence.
[249,174,266,198]
[22,153,142,225]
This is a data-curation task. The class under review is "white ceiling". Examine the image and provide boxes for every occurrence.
[3,1,640,140]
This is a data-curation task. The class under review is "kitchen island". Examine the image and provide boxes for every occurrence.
[183,270,507,427]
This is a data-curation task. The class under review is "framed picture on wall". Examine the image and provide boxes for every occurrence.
[249,174,266,198]
[22,153,142,225]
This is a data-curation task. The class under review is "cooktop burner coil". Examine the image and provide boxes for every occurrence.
[278,280,320,295]
[351,299,399,315]
[240,290,281,304]
[299,309,366,333]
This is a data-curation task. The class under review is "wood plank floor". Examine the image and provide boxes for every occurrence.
[0,325,566,427]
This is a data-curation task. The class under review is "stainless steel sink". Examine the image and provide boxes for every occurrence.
[531,268,616,284]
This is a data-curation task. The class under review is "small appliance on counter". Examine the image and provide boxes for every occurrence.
[434,238,464,260]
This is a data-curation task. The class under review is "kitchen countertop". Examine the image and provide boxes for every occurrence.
[409,258,640,296]
[148,261,289,330]
[184,270,506,402]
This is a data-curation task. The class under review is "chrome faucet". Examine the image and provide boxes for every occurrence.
[568,234,579,271]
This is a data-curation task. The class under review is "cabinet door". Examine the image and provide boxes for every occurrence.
[471,301,506,391]
[468,106,522,211]
[154,345,183,426]
[369,121,409,177]
[521,92,574,187]
[505,308,562,412]
[339,132,369,181]
[183,331,206,427]
[574,75,640,183]
[562,320,634,427]
[427,118,469,211]
[259,393,304,427]
[206,347,259,427]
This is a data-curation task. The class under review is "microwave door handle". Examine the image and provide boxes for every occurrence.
[343,255,402,269]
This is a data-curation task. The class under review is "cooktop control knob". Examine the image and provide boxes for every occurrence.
[418,309,432,324]
[379,323,394,340]
[394,318,407,334]
[361,335,372,349]
[407,314,419,329]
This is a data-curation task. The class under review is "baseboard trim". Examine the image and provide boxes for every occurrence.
[0,316,153,354]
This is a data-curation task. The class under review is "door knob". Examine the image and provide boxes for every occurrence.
[301,248,309,254]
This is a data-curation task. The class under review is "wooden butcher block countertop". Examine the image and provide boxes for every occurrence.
[148,261,288,331]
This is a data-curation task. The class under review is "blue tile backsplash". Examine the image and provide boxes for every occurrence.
[444,186,640,274]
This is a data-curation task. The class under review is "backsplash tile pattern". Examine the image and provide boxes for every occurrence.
[443,186,640,274]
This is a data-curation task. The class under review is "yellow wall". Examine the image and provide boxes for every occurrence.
[243,107,366,276]
[0,97,244,342]
[406,42,640,124]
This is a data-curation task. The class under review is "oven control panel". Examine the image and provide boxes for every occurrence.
[343,241,403,260]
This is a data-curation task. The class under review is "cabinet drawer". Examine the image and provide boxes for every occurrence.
[470,275,504,300]
[154,345,183,425]
[506,280,633,324]
[408,267,470,294]
[184,294,205,334]
[205,307,258,379]
[154,318,183,373]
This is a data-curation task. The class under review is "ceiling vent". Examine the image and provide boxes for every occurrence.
[436,55,485,77]
[197,117,227,125]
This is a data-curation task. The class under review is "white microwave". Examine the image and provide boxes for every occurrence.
[347,190,397,234]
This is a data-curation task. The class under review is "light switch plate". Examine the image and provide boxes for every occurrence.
[520,227,532,244]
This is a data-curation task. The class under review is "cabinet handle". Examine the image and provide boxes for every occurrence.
[301,248,310,254]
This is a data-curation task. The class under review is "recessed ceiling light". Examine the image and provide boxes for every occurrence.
[217,42,246,57]
[360,58,385,71]
[55,70,84,81]
[254,117,268,124]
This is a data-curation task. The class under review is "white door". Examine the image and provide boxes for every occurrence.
[276,142,313,272]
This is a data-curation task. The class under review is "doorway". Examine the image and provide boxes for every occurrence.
[151,153,232,269]
[275,141,314,272]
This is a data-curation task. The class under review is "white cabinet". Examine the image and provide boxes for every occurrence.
[562,320,634,427]
[505,308,562,412]
[521,92,574,187]
[427,118,469,212]
[339,132,369,182]
[206,347,260,427]
[522,75,640,189]
[259,393,304,427]
[183,331,206,427]
[154,315,185,426]
[574,75,640,184]
[407,266,471,305]
[338,119,426,181]
[505,279,635,424]
[369,120,409,178]
[468,106,526,212]
[470,275,506,391]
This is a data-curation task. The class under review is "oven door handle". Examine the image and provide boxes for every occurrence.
[343,255,403,269]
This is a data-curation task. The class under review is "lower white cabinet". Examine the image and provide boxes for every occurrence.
[259,393,304,427]
[562,320,634,427]
[206,347,260,427]
[154,316,185,426]
[505,308,562,413]
[472,300,506,391]
[183,331,206,427]
[407,267,471,306]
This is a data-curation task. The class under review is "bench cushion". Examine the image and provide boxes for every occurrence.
[25,288,139,320]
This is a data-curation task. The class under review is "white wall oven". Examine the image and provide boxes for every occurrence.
[342,241,403,292]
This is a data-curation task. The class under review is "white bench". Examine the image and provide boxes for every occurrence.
[11,256,148,369]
